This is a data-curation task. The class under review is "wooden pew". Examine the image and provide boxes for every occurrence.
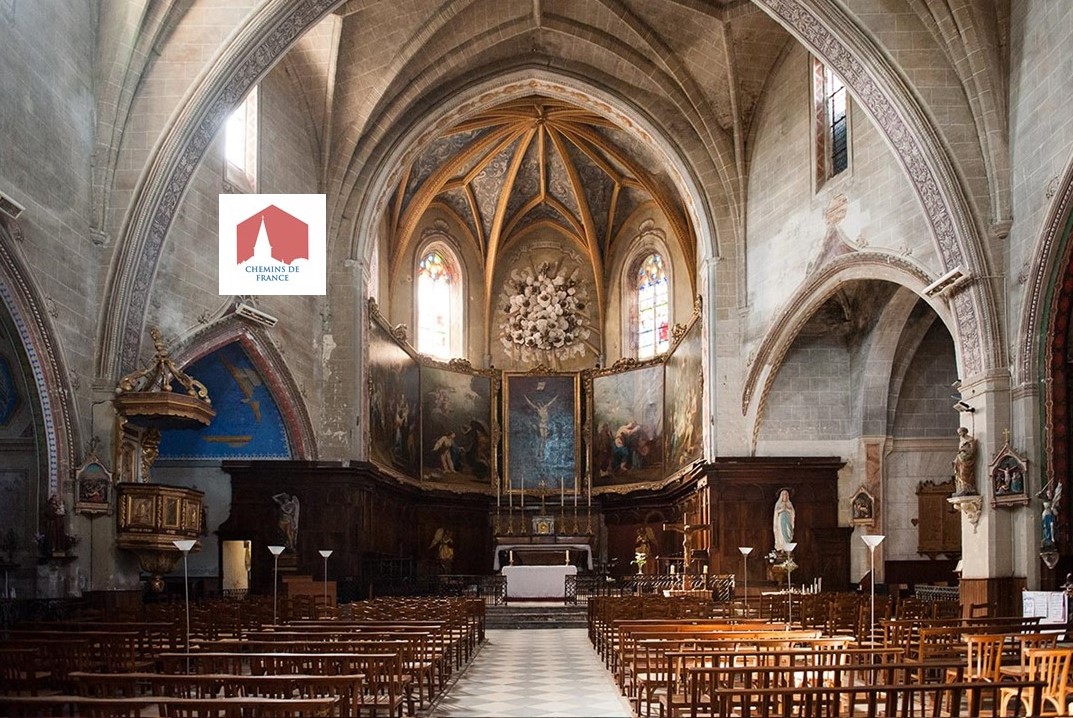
[69,671,364,716]
[0,694,339,717]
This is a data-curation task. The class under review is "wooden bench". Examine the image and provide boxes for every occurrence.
[672,659,1044,718]
[0,694,339,717]
[69,671,364,716]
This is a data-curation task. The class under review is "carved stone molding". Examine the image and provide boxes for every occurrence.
[948,494,983,533]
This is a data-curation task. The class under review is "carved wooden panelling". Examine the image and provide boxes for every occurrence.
[916,479,961,557]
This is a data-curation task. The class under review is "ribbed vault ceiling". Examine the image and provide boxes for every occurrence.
[387,98,695,291]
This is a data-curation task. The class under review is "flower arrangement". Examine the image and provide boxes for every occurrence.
[500,261,590,362]
[766,549,797,574]
[633,552,648,573]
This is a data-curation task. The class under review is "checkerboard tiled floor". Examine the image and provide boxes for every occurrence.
[426,628,634,717]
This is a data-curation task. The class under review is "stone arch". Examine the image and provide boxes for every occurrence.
[343,71,721,280]
[1017,152,1073,389]
[169,318,318,460]
[0,218,77,495]
[617,224,675,360]
[858,287,924,437]
[742,253,951,450]
[754,0,1002,381]
[96,0,345,381]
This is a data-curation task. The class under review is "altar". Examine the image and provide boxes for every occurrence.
[502,565,578,599]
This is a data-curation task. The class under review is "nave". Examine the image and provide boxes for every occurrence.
[426,628,632,718]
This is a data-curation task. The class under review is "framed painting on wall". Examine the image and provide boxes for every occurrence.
[504,372,579,493]
[590,359,665,488]
[367,305,421,480]
[420,361,496,487]
[990,435,1029,508]
[74,443,112,516]
[664,312,704,476]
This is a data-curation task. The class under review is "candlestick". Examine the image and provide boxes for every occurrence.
[561,477,565,505]
[564,549,569,565]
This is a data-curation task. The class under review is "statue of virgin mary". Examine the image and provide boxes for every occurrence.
[773,489,795,551]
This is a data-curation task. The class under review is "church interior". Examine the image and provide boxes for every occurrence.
[3,0,1073,715]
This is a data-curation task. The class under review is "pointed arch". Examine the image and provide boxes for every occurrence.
[0,218,78,495]
[413,229,466,360]
[620,223,674,360]
[754,0,1002,380]
[168,318,317,460]
[742,253,950,449]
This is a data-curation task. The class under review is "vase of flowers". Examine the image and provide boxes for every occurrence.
[766,549,797,582]
[633,552,647,575]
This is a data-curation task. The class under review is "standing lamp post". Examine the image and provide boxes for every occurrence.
[783,542,797,627]
[172,539,197,671]
[318,549,333,615]
[738,547,753,617]
[861,534,886,646]
[268,545,285,624]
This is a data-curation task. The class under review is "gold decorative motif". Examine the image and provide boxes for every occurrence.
[391,323,408,342]
[115,482,204,591]
[609,357,640,372]
[525,363,554,375]
[447,358,473,371]
[671,323,689,342]
[114,328,215,430]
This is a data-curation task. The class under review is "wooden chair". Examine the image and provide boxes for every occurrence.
[999,647,1073,716]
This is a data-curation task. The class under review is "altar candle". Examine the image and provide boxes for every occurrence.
[509,550,514,564]
[561,477,565,505]
[564,549,569,564]
[702,565,708,574]
[670,564,676,575]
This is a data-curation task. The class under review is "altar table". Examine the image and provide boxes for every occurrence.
[502,565,578,599]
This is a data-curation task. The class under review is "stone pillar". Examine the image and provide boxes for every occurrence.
[955,371,1023,616]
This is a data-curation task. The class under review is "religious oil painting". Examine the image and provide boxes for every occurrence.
[157,343,290,460]
[368,318,421,480]
[420,363,495,486]
[591,362,664,487]
[504,373,579,492]
[664,315,703,475]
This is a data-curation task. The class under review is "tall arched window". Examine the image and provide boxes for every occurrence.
[635,252,670,359]
[225,87,258,192]
[416,248,458,359]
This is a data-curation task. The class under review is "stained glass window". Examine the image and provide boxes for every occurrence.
[636,253,670,359]
[417,249,454,359]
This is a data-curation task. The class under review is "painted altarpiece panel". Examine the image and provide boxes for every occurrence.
[419,361,497,488]
[504,372,579,493]
[664,312,704,475]
[368,311,421,481]
[590,360,665,488]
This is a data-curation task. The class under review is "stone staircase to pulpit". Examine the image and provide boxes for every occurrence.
[486,601,588,629]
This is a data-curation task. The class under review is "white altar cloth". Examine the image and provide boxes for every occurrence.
[502,565,578,598]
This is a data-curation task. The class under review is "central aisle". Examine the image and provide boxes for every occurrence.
[428,628,634,717]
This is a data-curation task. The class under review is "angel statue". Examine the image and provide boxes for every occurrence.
[1040,481,1063,547]
[430,528,455,574]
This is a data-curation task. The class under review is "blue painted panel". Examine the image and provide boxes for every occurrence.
[158,344,290,459]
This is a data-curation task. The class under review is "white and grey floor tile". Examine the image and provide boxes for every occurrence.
[426,628,634,717]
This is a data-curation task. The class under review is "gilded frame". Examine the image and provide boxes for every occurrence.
[418,357,499,491]
[503,370,580,495]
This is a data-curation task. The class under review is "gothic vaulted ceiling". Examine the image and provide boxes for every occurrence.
[386,98,696,292]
